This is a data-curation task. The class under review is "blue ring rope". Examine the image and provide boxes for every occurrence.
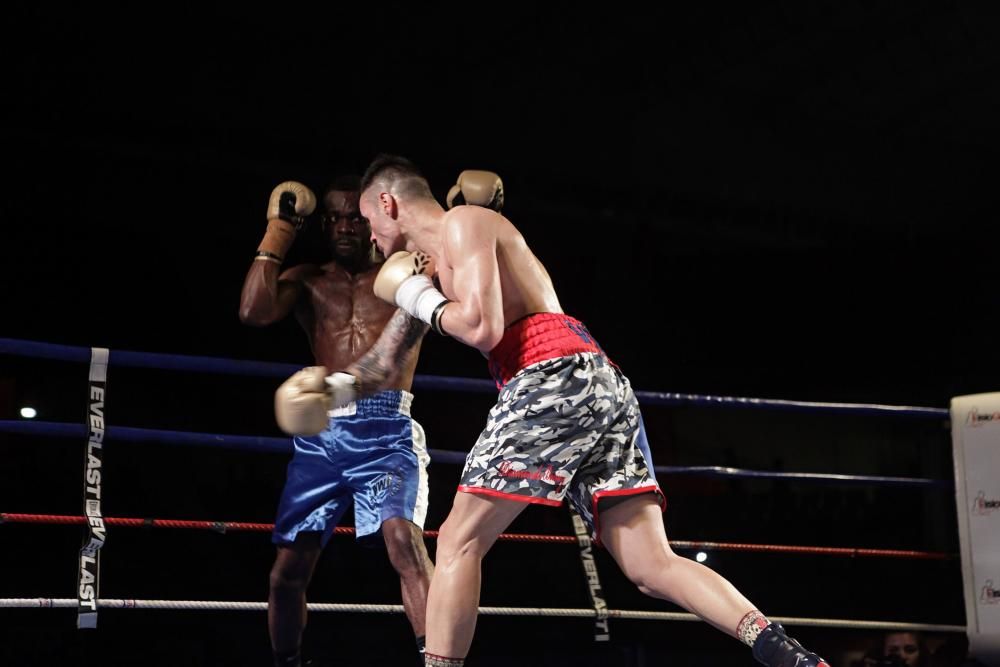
[0,420,949,489]
[0,338,949,419]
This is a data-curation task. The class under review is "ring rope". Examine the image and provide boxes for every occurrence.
[0,598,965,633]
[0,420,950,488]
[0,337,948,418]
[0,337,963,640]
[0,513,954,560]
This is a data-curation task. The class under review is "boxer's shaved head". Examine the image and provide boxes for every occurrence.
[360,154,434,203]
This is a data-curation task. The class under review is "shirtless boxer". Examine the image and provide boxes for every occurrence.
[275,156,827,666]
[240,175,434,667]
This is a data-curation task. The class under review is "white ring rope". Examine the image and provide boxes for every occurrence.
[0,598,965,633]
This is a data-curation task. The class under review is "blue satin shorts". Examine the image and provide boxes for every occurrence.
[272,390,430,547]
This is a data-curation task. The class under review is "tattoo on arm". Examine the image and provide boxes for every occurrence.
[347,310,428,394]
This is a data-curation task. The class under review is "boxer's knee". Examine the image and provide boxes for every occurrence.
[270,560,309,596]
[434,522,487,571]
[382,519,429,576]
[270,541,320,596]
[434,492,522,570]
[620,545,679,597]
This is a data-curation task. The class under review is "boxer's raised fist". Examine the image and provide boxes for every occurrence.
[268,181,317,229]
[257,181,317,260]
[446,170,503,212]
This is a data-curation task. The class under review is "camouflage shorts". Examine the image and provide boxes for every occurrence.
[459,352,663,536]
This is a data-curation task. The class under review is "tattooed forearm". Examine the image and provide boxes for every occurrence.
[346,309,428,395]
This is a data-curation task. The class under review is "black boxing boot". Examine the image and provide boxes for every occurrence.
[415,635,426,666]
[273,647,302,667]
[752,623,830,667]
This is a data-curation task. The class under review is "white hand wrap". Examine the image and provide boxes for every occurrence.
[394,274,450,335]
[373,250,450,335]
[324,371,359,409]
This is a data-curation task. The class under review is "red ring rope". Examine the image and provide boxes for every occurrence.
[1,512,953,560]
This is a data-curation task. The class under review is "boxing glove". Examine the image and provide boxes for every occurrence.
[274,367,358,436]
[257,181,317,262]
[373,251,449,335]
[446,170,504,212]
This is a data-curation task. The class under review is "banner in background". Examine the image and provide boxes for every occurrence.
[951,392,1000,666]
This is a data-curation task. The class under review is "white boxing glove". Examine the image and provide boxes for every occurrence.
[373,251,450,335]
[274,367,358,436]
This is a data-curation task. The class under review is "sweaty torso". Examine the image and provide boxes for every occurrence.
[295,261,420,391]
[435,208,562,326]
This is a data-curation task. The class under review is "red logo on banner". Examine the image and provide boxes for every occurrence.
[982,580,1000,604]
[967,408,1000,427]
[973,491,1000,516]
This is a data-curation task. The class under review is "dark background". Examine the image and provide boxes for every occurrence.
[2,3,998,666]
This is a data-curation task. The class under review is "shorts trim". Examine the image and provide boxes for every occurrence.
[457,485,563,507]
[591,486,666,544]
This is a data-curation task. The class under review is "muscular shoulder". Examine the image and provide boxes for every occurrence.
[443,205,509,251]
[278,263,323,283]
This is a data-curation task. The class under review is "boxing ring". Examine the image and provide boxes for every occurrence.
[0,337,976,649]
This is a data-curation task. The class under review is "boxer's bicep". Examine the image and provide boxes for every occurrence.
[239,262,311,326]
[441,216,505,351]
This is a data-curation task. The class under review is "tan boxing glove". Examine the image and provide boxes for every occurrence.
[274,366,358,436]
[373,251,449,335]
[256,181,317,262]
[446,170,504,212]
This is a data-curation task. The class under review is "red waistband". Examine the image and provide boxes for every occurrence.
[486,313,607,387]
